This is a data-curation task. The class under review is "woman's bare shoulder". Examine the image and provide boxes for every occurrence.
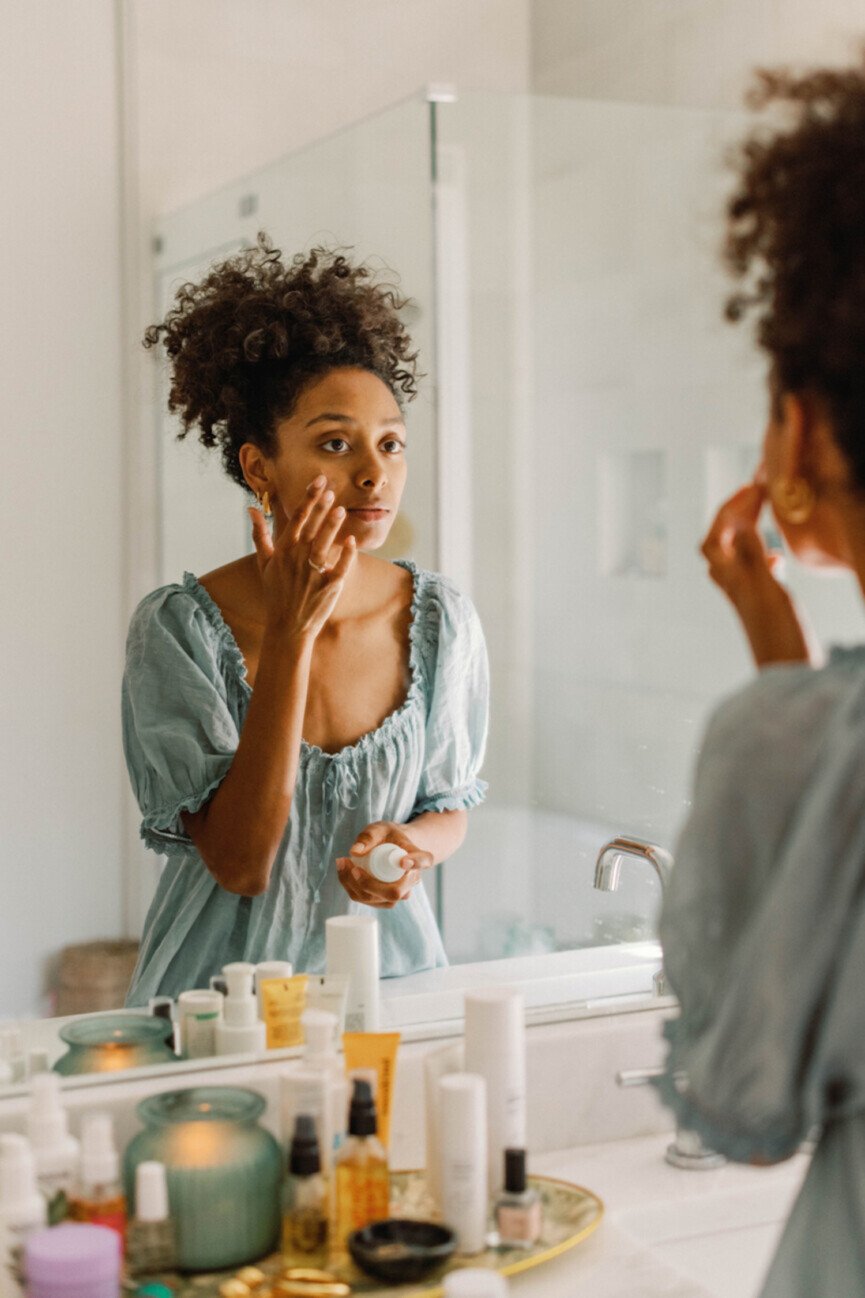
[197,555,263,623]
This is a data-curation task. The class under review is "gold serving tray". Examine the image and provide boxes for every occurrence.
[132,1171,603,1296]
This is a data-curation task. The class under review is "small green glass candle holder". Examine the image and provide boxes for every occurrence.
[53,1014,176,1075]
[123,1087,282,1272]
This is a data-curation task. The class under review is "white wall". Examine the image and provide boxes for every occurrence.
[0,0,125,1015]
[532,0,865,107]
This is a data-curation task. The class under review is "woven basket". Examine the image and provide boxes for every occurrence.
[54,939,140,1016]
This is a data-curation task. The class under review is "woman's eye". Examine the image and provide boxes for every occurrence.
[321,438,349,453]
[383,439,405,454]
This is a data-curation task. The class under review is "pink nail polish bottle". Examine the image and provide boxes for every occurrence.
[494,1148,541,1249]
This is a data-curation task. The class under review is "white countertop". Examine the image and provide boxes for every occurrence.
[505,1132,809,1298]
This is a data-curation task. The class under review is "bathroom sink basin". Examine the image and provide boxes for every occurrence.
[612,1159,807,1298]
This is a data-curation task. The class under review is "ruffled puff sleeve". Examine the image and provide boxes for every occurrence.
[122,586,240,856]
[411,574,490,817]
[652,666,865,1164]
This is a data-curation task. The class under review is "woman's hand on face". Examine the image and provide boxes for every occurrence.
[248,476,357,642]
[700,479,811,666]
[701,480,780,603]
[335,821,433,909]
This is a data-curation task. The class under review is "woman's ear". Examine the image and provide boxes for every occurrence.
[238,442,270,497]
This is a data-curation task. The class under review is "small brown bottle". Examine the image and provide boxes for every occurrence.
[494,1148,541,1249]
[67,1113,127,1247]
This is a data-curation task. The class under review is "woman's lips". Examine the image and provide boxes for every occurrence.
[348,508,390,522]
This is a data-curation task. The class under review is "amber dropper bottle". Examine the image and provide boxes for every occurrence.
[67,1112,127,1247]
[331,1077,389,1260]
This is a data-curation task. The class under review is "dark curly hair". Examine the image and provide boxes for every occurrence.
[144,235,420,489]
[724,56,865,489]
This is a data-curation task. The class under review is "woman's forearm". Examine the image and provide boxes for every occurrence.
[182,627,313,894]
[406,808,468,866]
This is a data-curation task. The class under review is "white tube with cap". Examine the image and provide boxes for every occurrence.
[325,915,380,1032]
[0,1133,47,1298]
[464,987,526,1196]
[438,1073,488,1256]
[215,963,266,1055]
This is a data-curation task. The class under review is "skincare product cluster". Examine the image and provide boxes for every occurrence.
[155,913,384,1062]
[1,926,534,1296]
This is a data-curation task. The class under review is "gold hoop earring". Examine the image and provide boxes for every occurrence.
[770,476,815,525]
[259,490,272,518]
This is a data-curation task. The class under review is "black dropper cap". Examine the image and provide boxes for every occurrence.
[504,1147,527,1194]
[348,1077,378,1137]
[289,1114,321,1176]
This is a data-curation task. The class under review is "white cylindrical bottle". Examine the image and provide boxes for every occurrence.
[325,915,380,1032]
[351,843,407,884]
[438,1073,488,1256]
[254,961,293,1020]
[0,1134,48,1297]
[177,988,224,1059]
[215,963,267,1055]
[423,1040,464,1208]
[464,988,526,1196]
[26,1075,80,1222]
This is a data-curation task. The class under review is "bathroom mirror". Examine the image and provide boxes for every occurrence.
[6,8,865,1092]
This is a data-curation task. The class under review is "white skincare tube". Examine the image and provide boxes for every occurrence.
[423,1040,464,1208]
[177,989,223,1060]
[305,973,349,1034]
[325,915,380,1032]
[464,988,526,1196]
[438,1073,488,1256]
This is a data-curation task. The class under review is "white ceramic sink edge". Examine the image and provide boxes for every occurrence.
[530,1132,810,1298]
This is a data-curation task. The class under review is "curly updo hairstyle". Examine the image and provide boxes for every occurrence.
[144,235,420,490]
[724,56,865,490]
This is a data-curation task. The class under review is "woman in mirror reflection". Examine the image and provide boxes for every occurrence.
[655,56,865,1298]
[122,239,488,1004]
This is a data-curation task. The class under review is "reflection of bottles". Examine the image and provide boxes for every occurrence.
[331,1079,389,1260]
[67,1114,126,1249]
[0,1135,47,1296]
[26,1075,79,1225]
[282,1116,328,1268]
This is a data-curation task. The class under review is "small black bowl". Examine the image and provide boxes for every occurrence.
[348,1218,457,1284]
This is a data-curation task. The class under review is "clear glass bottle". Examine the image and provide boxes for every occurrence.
[331,1078,389,1260]
[126,1161,176,1275]
[282,1114,328,1267]
[493,1148,541,1249]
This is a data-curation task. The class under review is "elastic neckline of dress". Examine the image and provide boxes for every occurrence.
[180,560,426,763]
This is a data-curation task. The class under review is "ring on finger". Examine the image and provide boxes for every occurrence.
[308,557,329,575]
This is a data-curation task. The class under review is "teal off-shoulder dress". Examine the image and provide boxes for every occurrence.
[654,648,865,1296]
[121,560,489,1006]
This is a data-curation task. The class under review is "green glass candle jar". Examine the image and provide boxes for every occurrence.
[53,1014,176,1075]
[123,1087,281,1272]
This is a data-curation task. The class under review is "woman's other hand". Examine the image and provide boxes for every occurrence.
[248,475,357,643]
[336,821,433,909]
[700,480,812,667]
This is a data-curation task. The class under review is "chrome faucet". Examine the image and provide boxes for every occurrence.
[594,835,674,996]
[594,835,674,893]
[616,1068,726,1170]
